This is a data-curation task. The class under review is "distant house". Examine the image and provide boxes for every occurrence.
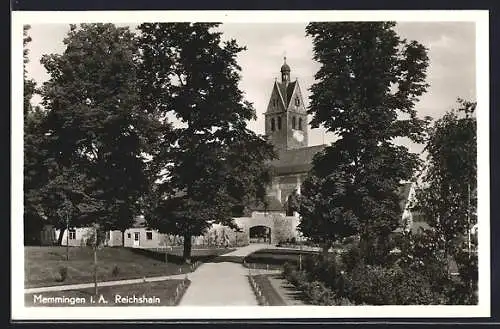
[39,215,170,248]
[123,217,170,249]
[393,182,432,234]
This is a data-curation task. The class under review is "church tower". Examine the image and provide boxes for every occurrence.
[264,57,308,152]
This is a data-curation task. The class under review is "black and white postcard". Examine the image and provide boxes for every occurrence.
[11,10,490,320]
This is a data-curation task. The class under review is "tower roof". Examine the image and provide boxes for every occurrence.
[276,80,297,108]
[280,56,290,72]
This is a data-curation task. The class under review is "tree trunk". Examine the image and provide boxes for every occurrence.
[183,234,192,264]
[322,240,331,256]
[94,225,98,296]
[94,245,98,296]
[57,228,66,246]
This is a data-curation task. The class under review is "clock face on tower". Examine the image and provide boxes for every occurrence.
[292,130,304,143]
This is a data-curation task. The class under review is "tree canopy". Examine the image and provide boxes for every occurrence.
[413,99,477,260]
[34,24,156,242]
[137,23,275,262]
[24,24,48,244]
[298,22,430,260]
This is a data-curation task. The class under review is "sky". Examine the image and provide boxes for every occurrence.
[25,22,476,156]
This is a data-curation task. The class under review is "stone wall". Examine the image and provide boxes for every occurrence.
[232,211,299,244]
[272,215,294,243]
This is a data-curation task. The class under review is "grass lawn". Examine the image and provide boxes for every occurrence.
[25,279,189,307]
[163,247,235,258]
[25,246,193,288]
[244,248,318,267]
[131,247,236,264]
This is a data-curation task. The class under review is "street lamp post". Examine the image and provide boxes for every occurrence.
[298,233,303,271]
[66,211,69,261]
[467,183,471,258]
[93,224,98,297]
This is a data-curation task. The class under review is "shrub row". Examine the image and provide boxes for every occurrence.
[283,255,443,305]
[55,264,120,283]
[283,262,352,305]
[346,264,442,305]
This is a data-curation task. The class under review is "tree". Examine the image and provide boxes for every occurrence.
[412,99,477,302]
[38,24,155,243]
[299,22,430,263]
[298,167,359,254]
[23,24,49,244]
[23,25,36,117]
[138,23,275,263]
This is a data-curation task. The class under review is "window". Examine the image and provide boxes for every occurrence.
[146,231,153,240]
[298,118,303,131]
[68,229,76,240]
[127,233,131,238]
[295,97,300,106]
[271,118,275,132]
[286,195,295,216]
[277,116,282,130]
[273,98,278,107]
[292,116,296,129]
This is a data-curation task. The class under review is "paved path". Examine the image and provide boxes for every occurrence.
[179,262,258,306]
[25,273,186,294]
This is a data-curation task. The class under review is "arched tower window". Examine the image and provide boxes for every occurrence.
[292,116,296,129]
[271,118,275,132]
[295,97,300,106]
[277,116,282,130]
[298,118,303,131]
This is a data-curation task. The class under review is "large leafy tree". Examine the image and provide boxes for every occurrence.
[414,99,477,254]
[23,24,48,244]
[38,24,155,243]
[299,22,430,262]
[138,23,275,262]
[412,99,477,302]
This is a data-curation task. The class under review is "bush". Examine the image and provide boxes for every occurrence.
[443,279,478,305]
[283,262,306,288]
[301,280,338,305]
[55,266,68,282]
[340,245,364,272]
[283,261,296,277]
[454,250,478,292]
[311,255,338,282]
[346,264,438,305]
[283,260,353,305]
[285,247,447,305]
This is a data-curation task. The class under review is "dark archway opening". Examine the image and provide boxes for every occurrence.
[249,225,271,244]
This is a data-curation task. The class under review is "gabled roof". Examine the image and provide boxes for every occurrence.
[270,144,327,175]
[132,215,147,228]
[247,195,284,212]
[276,80,297,109]
[396,182,413,211]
